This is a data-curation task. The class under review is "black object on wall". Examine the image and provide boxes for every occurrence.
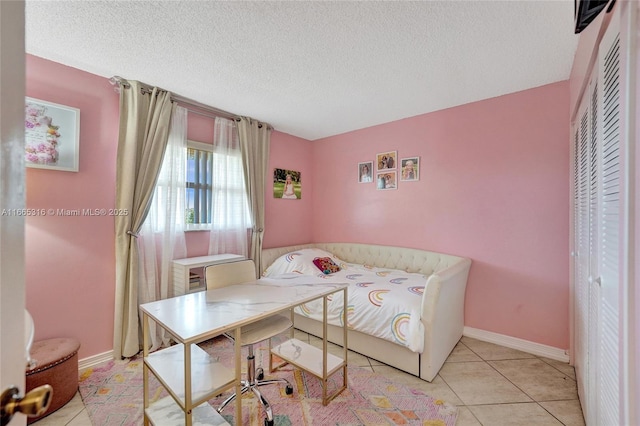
[574,0,614,34]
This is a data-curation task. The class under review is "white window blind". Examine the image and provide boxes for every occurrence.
[186,143,213,227]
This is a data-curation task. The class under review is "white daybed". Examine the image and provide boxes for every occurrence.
[261,243,472,382]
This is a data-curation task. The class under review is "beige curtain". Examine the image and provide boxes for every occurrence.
[208,117,251,258]
[138,106,188,352]
[114,80,175,359]
[236,116,271,277]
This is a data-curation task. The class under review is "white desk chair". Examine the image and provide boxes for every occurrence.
[205,259,293,426]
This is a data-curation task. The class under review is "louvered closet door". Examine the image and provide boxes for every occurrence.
[587,80,601,424]
[572,80,599,422]
[597,24,621,426]
[572,12,623,425]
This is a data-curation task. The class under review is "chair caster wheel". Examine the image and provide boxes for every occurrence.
[264,418,274,426]
[256,367,264,381]
[285,384,293,395]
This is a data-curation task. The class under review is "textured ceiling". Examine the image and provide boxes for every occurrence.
[25,1,579,141]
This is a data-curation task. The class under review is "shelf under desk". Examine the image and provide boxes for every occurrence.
[140,279,348,425]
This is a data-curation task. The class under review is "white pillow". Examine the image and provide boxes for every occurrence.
[263,248,342,276]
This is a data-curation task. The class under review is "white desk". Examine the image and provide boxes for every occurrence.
[140,279,348,426]
[172,254,244,295]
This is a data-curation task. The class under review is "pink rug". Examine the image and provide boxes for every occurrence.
[79,336,457,425]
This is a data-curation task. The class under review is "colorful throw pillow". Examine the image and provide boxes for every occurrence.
[313,257,341,274]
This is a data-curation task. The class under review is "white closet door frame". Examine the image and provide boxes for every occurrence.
[618,1,638,424]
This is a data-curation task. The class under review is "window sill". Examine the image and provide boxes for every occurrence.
[185,226,212,232]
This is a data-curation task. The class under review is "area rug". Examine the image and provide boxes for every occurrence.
[79,336,457,425]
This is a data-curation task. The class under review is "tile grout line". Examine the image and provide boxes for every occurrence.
[461,339,580,425]
[65,407,89,426]
[439,340,484,425]
[69,332,581,426]
[482,354,576,425]
[536,356,578,383]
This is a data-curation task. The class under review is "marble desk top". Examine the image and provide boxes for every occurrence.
[139,278,347,344]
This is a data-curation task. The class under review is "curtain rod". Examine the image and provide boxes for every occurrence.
[109,75,240,122]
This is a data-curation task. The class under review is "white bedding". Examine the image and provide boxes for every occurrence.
[262,249,427,352]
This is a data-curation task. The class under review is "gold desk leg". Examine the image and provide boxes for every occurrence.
[143,313,150,426]
[234,326,242,425]
[270,308,294,373]
[343,287,348,394]
[322,287,349,406]
[322,295,328,405]
[184,343,192,426]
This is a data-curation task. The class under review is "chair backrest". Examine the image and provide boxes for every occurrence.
[205,259,256,290]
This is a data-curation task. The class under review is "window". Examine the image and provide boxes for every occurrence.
[185,140,250,231]
[186,141,213,228]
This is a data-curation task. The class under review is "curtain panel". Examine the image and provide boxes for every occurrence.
[114,80,174,359]
[208,117,251,258]
[236,116,271,277]
[138,106,188,352]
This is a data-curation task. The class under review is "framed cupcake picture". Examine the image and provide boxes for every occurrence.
[25,97,80,172]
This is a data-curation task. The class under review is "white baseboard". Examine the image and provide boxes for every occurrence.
[463,326,569,363]
[78,350,114,370]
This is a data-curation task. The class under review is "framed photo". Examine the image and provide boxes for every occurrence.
[358,161,373,183]
[376,171,397,190]
[376,151,397,171]
[273,168,301,199]
[25,97,80,172]
[400,157,420,181]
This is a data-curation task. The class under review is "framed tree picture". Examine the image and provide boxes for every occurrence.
[273,168,301,199]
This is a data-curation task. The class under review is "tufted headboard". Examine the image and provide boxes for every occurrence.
[262,243,466,276]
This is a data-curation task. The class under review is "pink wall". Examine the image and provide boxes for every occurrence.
[25,54,570,359]
[311,81,571,349]
[24,55,313,360]
[182,123,314,256]
[182,119,314,255]
[264,131,314,248]
[25,55,119,360]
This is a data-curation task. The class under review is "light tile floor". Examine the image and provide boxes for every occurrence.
[35,332,585,425]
